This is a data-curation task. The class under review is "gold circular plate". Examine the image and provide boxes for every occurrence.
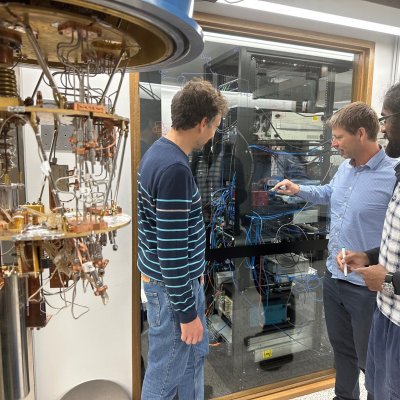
[0,2,175,69]
[0,213,131,242]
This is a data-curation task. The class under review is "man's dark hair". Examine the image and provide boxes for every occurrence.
[383,83,400,114]
[171,79,229,130]
[327,101,379,140]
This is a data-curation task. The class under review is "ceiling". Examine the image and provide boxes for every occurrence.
[195,0,400,8]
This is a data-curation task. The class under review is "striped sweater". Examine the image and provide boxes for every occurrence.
[137,137,206,323]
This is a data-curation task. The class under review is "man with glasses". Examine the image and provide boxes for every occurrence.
[379,111,400,124]
[273,102,396,400]
[338,83,400,400]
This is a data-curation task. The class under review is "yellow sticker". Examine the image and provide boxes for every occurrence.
[262,349,273,359]
[312,116,319,121]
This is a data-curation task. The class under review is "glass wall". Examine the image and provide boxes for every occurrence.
[139,33,354,398]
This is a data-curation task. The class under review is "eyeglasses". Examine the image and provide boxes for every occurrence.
[379,112,400,126]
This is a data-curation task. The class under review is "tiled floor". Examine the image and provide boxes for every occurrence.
[292,373,368,399]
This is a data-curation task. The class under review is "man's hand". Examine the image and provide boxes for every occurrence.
[353,264,388,291]
[272,179,299,195]
[180,316,203,345]
[336,250,369,273]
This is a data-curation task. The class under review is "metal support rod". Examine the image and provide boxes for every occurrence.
[30,115,62,209]
[113,123,128,203]
[39,119,60,203]
[103,128,124,209]
[111,62,128,115]
[99,50,126,106]
[31,72,44,100]
[24,25,63,108]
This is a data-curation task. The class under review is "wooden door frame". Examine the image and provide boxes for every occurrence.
[131,12,375,400]
[130,72,142,400]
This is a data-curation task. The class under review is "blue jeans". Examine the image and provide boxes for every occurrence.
[142,279,209,400]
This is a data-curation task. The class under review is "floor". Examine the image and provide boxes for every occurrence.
[292,373,368,400]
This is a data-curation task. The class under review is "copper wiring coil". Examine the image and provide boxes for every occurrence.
[0,68,18,97]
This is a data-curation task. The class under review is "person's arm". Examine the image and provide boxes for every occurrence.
[273,177,334,204]
[336,247,379,273]
[353,264,387,291]
[336,247,380,271]
[393,272,400,295]
[365,247,380,265]
[156,163,204,344]
[338,248,397,293]
[337,250,369,273]
[352,264,400,295]
[156,164,197,323]
[272,179,300,195]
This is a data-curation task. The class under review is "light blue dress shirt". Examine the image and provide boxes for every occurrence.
[297,148,396,286]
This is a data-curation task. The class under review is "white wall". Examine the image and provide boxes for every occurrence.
[20,68,133,400]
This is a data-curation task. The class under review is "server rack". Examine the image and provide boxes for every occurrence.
[193,46,353,389]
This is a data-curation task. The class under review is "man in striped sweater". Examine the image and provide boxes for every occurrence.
[138,79,228,400]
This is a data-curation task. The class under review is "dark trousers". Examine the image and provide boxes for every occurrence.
[324,272,376,400]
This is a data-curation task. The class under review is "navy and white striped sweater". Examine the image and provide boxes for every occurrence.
[137,137,206,323]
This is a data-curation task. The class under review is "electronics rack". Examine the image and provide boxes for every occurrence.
[196,46,353,374]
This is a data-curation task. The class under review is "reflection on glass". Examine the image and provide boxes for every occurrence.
[140,98,162,156]
[140,35,354,398]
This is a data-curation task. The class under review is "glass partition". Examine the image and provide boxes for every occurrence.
[139,33,354,398]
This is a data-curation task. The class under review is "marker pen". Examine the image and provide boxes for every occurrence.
[341,247,348,277]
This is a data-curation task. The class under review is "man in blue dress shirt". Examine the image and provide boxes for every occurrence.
[273,102,396,400]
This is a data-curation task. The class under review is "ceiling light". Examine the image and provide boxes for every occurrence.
[204,32,354,61]
[216,0,400,36]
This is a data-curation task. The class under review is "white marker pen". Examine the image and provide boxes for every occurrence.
[341,247,348,277]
